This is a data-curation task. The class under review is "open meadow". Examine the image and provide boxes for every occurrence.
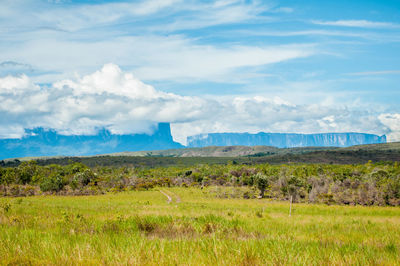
[0,187,399,265]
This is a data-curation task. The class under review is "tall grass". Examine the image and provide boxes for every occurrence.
[0,187,399,265]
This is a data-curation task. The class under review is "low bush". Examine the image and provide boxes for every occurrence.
[40,174,65,192]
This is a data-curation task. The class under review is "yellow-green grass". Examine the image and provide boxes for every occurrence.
[0,187,399,265]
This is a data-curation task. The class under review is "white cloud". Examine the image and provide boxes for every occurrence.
[152,0,269,32]
[171,96,392,145]
[0,74,38,93]
[0,0,307,84]
[132,43,315,82]
[227,28,400,44]
[0,1,397,147]
[312,20,399,29]
[0,65,396,144]
[0,0,182,33]
[0,0,268,33]
[232,29,370,38]
[378,114,400,142]
[0,32,315,84]
[0,64,211,138]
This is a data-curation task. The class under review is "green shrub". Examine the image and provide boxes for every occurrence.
[40,174,65,192]
[16,161,38,184]
[255,173,269,198]
[70,169,95,190]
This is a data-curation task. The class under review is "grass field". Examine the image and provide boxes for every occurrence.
[0,187,399,265]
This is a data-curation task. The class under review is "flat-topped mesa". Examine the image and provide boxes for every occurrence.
[187,132,387,148]
[0,123,183,159]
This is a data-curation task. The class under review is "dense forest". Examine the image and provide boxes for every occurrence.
[1,160,399,206]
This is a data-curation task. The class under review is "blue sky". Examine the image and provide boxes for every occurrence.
[0,0,399,144]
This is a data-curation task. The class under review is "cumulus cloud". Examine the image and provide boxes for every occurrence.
[0,74,38,93]
[0,65,396,144]
[171,96,391,144]
[378,114,400,142]
[0,64,211,138]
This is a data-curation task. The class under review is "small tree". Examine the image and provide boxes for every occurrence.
[255,173,269,198]
[285,175,304,202]
[17,161,38,184]
[71,169,95,190]
[40,173,65,192]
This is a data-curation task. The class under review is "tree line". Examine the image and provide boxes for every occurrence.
[0,160,399,206]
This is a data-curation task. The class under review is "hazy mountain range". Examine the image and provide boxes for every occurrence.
[187,132,387,148]
[0,123,183,160]
[0,123,387,159]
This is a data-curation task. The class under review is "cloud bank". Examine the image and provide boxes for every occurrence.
[0,64,211,138]
[0,65,398,144]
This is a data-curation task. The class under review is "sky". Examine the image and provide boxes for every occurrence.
[0,0,399,145]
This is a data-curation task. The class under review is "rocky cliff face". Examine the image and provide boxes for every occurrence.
[0,123,183,159]
[187,132,387,148]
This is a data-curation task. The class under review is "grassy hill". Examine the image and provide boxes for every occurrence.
[342,142,400,151]
[108,145,283,157]
[106,145,338,157]
[105,142,400,157]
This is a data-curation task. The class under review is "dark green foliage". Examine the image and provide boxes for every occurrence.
[16,161,38,184]
[1,168,17,185]
[70,169,95,190]
[39,173,65,192]
[1,158,400,205]
[255,173,269,198]
[185,170,192,176]
[27,149,399,167]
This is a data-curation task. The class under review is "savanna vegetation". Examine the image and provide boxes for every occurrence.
[1,156,400,265]
[1,160,400,206]
[0,188,399,265]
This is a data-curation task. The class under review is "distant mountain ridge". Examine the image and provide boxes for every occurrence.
[4,142,400,168]
[0,123,183,159]
[187,132,386,148]
[0,124,388,160]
